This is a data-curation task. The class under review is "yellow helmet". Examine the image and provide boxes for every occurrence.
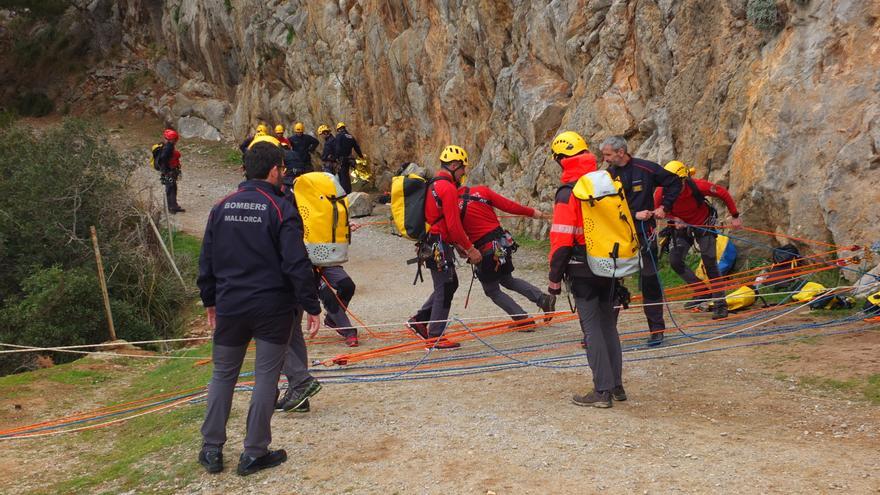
[317,124,330,134]
[551,131,588,157]
[274,124,284,134]
[336,122,346,131]
[664,160,690,178]
[247,134,281,150]
[256,124,269,135]
[294,122,304,133]
[439,145,468,166]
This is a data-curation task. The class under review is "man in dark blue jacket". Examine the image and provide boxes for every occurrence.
[286,122,320,176]
[318,124,337,174]
[601,135,682,347]
[197,141,322,476]
[332,122,364,194]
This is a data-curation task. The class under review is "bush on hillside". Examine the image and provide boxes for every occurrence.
[0,119,197,374]
[747,0,781,31]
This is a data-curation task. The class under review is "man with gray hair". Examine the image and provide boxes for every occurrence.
[600,136,682,347]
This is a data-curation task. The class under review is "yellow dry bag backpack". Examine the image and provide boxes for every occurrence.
[390,175,454,241]
[292,172,350,266]
[864,289,880,314]
[571,170,641,278]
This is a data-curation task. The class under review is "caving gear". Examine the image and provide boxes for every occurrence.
[863,289,880,314]
[551,131,588,158]
[317,124,330,135]
[439,145,469,166]
[150,143,164,170]
[792,282,855,310]
[247,134,281,150]
[391,174,433,241]
[569,170,641,278]
[294,122,304,133]
[696,234,738,280]
[274,125,284,134]
[256,124,269,135]
[664,160,689,178]
[792,282,827,303]
[336,122,346,131]
[725,285,757,311]
[291,172,350,266]
[163,129,179,141]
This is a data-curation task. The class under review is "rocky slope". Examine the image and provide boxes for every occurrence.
[12,1,880,264]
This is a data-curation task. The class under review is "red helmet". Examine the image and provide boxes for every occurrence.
[163,129,179,141]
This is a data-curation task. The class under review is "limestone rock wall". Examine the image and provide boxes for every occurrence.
[102,0,879,258]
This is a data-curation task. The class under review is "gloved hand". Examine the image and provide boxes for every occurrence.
[466,246,482,264]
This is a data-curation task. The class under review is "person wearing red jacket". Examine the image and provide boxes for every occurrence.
[458,185,556,325]
[157,128,185,213]
[273,125,291,149]
[406,145,482,349]
[549,131,625,409]
[654,160,743,320]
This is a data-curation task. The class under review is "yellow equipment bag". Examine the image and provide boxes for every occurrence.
[793,282,827,302]
[726,285,756,311]
[863,289,880,314]
[696,234,737,280]
[571,170,641,278]
[292,172,350,266]
[391,174,431,241]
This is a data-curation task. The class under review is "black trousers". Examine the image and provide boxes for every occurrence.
[338,157,354,194]
[164,178,180,210]
[638,231,666,332]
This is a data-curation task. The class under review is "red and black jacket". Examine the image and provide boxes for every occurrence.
[548,152,598,283]
[458,185,534,252]
[425,170,472,250]
[654,178,739,226]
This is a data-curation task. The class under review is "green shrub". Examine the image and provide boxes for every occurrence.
[11,91,54,117]
[747,0,781,31]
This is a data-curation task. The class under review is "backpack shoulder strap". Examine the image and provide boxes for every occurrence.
[686,178,708,206]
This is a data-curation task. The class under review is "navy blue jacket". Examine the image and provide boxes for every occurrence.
[157,141,176,173]
[197,180,321,318]
[333,130,363,160]
[287,133,320,168]
[321,135,336,161]
[608,157,682,232]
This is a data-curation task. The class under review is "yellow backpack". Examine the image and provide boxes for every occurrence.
[390,175,454,241]
[571,171,641,278]
[725,285,756,311]
[292,172,350,266]
[792,281,827,302]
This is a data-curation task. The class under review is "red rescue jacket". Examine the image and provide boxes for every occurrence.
[654,178,738,225]
[425,169,472,250]
[548,152,598,283]
[458,185,535,251]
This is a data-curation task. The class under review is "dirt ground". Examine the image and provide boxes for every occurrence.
[1,122,879,494]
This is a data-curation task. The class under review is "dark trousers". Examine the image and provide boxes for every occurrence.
[414,248,459,337]
[201,336,287,458]
[480,273,544,318]
[669,228,726,308]
[164,177,180,209]
[318,266,356,338]
[338,157,354,194]
[571,277,622,392]
[281,306,313,390]
[638,230,666,332]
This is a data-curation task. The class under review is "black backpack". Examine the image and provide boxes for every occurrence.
[150,143,164,170]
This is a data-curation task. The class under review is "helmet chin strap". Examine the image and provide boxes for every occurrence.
[441,162,464,186]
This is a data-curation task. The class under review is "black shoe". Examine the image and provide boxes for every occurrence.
[646,330,665,347]
[278,379,322,412]
[683,299,705,310]
[511,317,533,332]
[572,390,612,408]
[537,294,557,322]
[198,449,223,474]
[171,206,186,213]
[236,449,287,476]
[611,385,627,401]
[291,398,310,413]
[712,305,729,320]
[406,317,430,339]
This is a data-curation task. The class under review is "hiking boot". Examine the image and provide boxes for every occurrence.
[646,330,664,347]
[511,317,533,332]
[171,206,186,213]
[198,449,223,474]
[290,398,310,413]
[345,335,359,347]
[712,305,729,320]
[572,390,612,408]
[278,379,322,412]
[611,385,627,401]
[683,299,705,310]
[406,317,430,339]
[427,338,460,350]
[237,449,287,476]
[537,294,557,322]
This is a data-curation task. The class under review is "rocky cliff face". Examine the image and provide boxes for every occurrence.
[77,1,880,263]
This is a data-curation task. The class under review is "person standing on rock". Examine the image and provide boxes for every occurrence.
[406,145,482,350]
[331,122,364,194]
[549,131,625,408]
[318,124,337,174]
[600,135,682,347]
[274,124,291,149]
[286,122,320,176]
[655,160,742,320]
[197,141,322,476]
[157,128,185,213]
[457,184,556,326]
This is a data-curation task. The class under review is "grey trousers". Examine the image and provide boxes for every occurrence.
[319,265,356,338]
[282,306,313,390]
[201,338,287,457]
[414,255,459,337]
[571,277,622,392]
[480,273,544,318]
[669,229,726,308]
